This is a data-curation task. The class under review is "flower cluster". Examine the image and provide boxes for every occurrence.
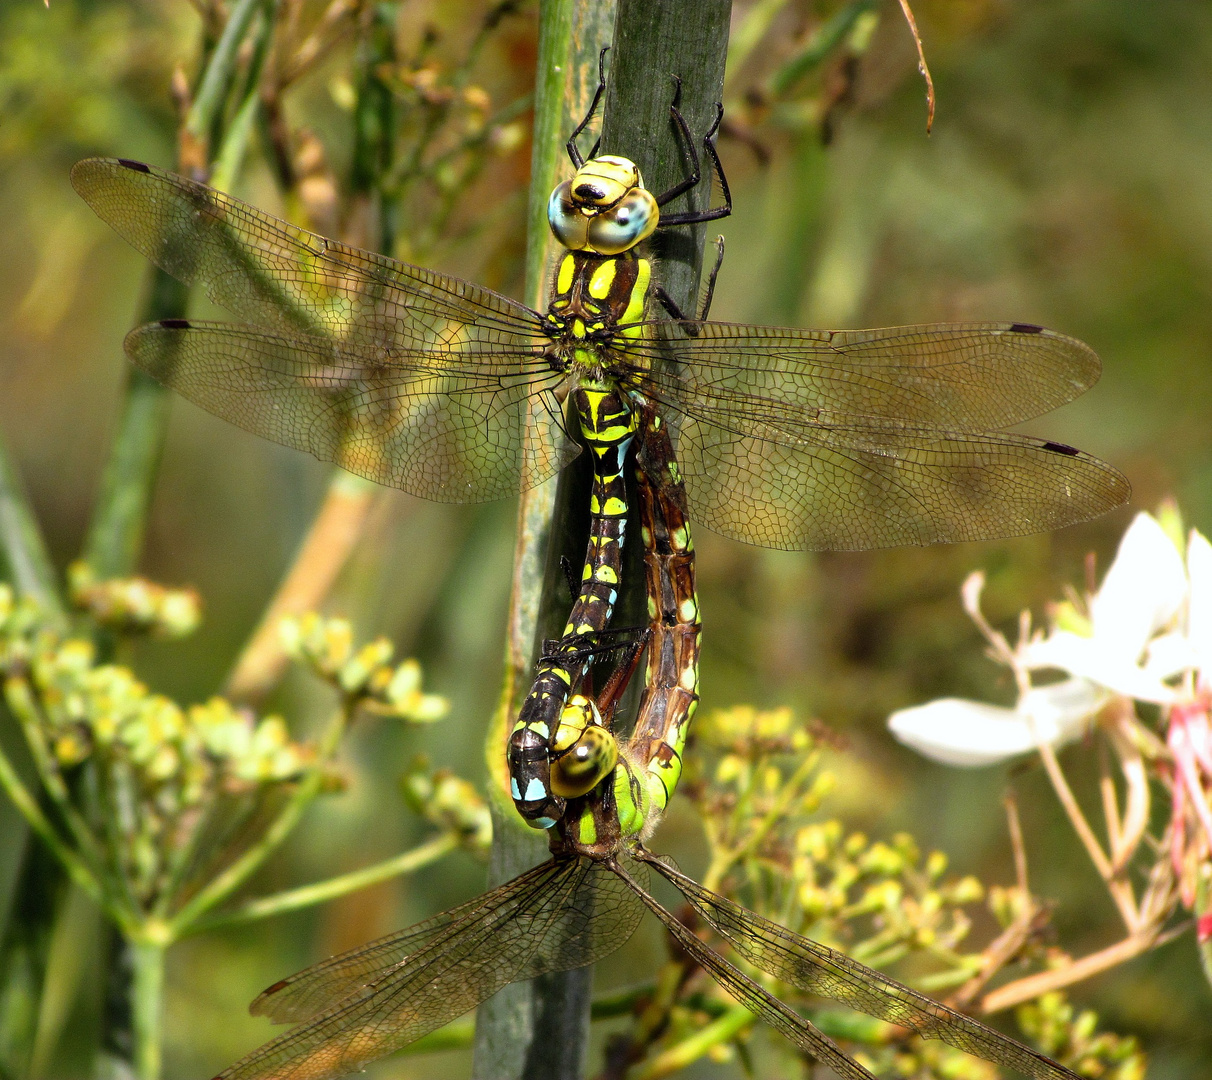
[692,707,986,984]
[2,585,311,796]
[601,704,1144,1077]
[401,756,491,852]
[0,583,319,903]
[279,612,448,722]
[67,560,201,638]
[1016,993,1144,1080]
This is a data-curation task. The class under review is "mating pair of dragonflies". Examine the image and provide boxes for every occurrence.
[72,52,1126,1080]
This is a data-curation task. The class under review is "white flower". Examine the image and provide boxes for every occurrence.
[1022,513,1188,704]
[889,511,1212,768]
[889,679,1108,767]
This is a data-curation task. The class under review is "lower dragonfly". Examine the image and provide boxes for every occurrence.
[206,403,1083,1080]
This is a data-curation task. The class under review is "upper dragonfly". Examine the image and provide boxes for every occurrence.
[70,120,1127,556]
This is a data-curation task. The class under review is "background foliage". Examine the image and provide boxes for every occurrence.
[1,0,1209,1077]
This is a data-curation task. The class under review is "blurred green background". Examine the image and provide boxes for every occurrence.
[1,0,1210,1076]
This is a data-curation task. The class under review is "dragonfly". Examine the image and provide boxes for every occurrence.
[71,75,1127,826]
[204,402,1084,1080]
[71,69,731,830]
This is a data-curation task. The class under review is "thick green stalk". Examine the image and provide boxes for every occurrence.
[130,938,166,1080]
[473,3,729,1077]
[0,432,63,620]
[471,3,616,1079]
[83,10,271,1073]
[601,0,731,319]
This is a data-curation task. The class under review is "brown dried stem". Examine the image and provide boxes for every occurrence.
[895,0,935,133]
[224,472,378,705]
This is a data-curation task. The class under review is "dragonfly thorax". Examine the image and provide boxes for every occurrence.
[544,249,651,382]
[548,154,659,255]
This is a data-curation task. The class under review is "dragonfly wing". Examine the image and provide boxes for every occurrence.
[523,852,648,976]
[612,860,879,1080]
[71,158,546,346]
[220,857,642,1080]
[641,320,1101,430]
[653,404,1129,550]
[250,866,555,1025]
[73,158,574,500]
[125,321,575,502]
[642,854,1083,1080]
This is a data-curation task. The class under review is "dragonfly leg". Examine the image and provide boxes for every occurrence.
[655,97,732,226]
[559,553,580,603]
[566,46,610,169]
[652,235,723,330]
[593,626,651,723]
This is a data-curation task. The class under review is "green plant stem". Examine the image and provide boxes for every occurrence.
[185,0,263,145]
[0,736,116,927]
[0,431,64,621]
[704,750,820,893]
[6,682,108,873]
[209,23,273,192]
[472,5,616,1079]
[476,4,728,1077]
[82,0,265,580]
[167,705,349,935]
[189,831,459,934]
[130,937,166,1080]
[767,0,879,95]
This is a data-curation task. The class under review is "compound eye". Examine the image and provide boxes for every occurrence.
[549,699,619,798]
[547,180,590,250]
[550,726,619,797]
[586,187,659,255]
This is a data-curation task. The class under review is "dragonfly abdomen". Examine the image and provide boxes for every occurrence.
[507,384,638,828]
[616,409,700,837]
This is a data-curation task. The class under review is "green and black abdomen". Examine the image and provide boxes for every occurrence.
[507,248,651,828]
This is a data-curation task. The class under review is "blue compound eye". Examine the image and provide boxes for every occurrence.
[586,187,659,255]
[547,180,590,250]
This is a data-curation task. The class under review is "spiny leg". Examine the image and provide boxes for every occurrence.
[654,234,725,326]
[565,45,610,168]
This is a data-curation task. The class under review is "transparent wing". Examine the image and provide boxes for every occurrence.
[630,319,1127,549]
[613,861,878,1080]
[249,876,536,1026]
[651,402,1128,550]
[221,857,642,1080]
[640,320,1101,431]
[125,321,573,502]
[71,158,575,502]
[640,853,1082,1080]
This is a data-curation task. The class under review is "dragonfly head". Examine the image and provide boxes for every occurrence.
[548,155,659,256]
[549,694,620,798]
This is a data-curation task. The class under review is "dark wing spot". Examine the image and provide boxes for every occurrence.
[259,979,289,997]
[1042,441,1081,457]
[1008,322,1043,334]
[159,318,191,329]
[117,159,151,173]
